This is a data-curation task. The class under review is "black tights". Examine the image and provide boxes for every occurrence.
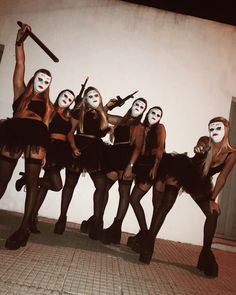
[32,170,63,218]
[195,199,219,249]
[116,179,133,221]
[130,185,165,232]
[149,184,179,239]
[0,155,18,199]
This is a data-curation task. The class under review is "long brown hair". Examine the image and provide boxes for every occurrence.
[203,116,236,175]
[77,86,108,133]
[14,69,52,122]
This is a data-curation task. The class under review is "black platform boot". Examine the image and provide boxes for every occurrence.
[80,215,95,234]
[15,172,26,192]
[131,230,148,253]
[139,233,155,264]
[100,218,122,245]
[197,247,218,277]
[89,218,103,240]
[5,228,30,250]
[54,216,67,235]
[127,230,142,248]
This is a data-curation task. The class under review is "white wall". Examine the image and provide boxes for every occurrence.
[0,0,236,245]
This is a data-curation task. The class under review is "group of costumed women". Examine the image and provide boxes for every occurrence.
[1,23,236,279]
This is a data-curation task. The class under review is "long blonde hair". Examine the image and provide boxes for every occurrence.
[76,86,108,133]
[203,116,236,175]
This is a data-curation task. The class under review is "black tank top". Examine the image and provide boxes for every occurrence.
[13,96,46,119]
[114,125,130,144]
[49,113,72,135]
[77,110,101,137]
[208,153,231,177]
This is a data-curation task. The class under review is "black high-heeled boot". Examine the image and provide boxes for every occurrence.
[54,216,67,234]
[89,218,103,240]
[131,230,148,253]
[197,247,218,277]
[100,218,122,245]
[139,234,155,264]
[127,230,142,248]
[15,172,26,192]
[29,214,40,234]
[5,228,30,250]
[80,215,95,234]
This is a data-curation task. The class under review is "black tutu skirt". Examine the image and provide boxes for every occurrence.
[70,135,106,172]
[157,153,213,201]
[133,154,155,184]
[44,139,72,171]
[0,118,50,154]
[103,143,135,172]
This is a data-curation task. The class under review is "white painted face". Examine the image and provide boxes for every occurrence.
[34,72,51,93]
[208,122,225,143]
[131,100,146,118]
[86,90,101,109]
[148,108,162,125]
[58,91,75,108]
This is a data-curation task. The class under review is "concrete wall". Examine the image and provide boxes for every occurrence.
[0,0,236,245]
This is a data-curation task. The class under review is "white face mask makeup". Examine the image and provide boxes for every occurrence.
[86,90,101,109]
[147,108,162,125]
[58,91,75,108]
[34,72,51,93]
[209,122,225,143]
[131,100,146,118]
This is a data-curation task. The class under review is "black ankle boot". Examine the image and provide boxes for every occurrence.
[89,218,103,240]
[197,247,218,277]
[5,228,30,250]
[29,214,40,234]
[139,234,155,264]
[54,216,67,234]
[131,230,148,253]
[127,230,142,248]
[15,172,26,192]
[80,215,95,234]
[100,218,122,245]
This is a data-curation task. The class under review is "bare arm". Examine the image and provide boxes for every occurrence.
[194,136,210,154]
[211,152,236,201]
[13,24,31,101]
[67,117,81,157]
[107,113,122,125]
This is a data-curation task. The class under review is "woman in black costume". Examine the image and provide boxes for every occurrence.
[0,23,53,249]
[127,106,166,252]
[100,98,147,244]
[139,116,236,277]
[53,86,110,235]
[15,90,76,233]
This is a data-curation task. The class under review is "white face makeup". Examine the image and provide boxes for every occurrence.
[131,100,146,118]
[34,72,51,93]
[148,108,162,125]
[208,121,225,143]
[58,91,75,108]
[86,90,101,109]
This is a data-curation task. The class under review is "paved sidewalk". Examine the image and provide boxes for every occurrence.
[0,210,236,295]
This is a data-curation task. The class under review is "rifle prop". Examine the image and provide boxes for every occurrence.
[16,21,59,63]
[71,77,89,117]
[107,90,139,111]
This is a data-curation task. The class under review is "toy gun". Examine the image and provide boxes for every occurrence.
[71,77,89,118]
[107,90,139,111]
[16,21,59,63]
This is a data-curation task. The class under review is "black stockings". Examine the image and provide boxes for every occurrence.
[116,179,133,221]
[149,185,179,239]
[196,199,219,249]
[59,169,80,218]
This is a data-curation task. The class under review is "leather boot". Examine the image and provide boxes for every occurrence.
[100,218,122,245]
[80,215,95,234]
[54,216,67,234]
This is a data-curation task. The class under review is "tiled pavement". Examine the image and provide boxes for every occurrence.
[0,210,236,295]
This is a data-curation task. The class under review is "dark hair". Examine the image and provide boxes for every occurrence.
[143,106,163,127]
[118,97,147,126]
[54,89,75,108]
